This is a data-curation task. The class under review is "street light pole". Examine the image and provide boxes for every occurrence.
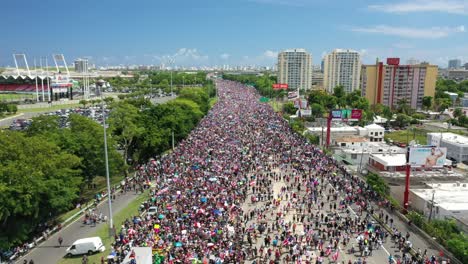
[97,80,114,236]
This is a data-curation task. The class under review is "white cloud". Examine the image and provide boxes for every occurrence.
[154,48,209,66]
[220,53,231,60]
[351,25,465,39]
[369,0,468,15]
[263,50,278,58]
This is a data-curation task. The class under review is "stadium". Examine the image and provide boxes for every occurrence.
[0,54,77,103]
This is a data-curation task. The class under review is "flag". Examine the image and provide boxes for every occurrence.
[332,250,339,261]
[249,180,256,186]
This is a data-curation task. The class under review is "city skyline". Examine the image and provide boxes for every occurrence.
[1,0,467,67]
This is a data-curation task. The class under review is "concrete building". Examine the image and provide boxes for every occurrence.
[323,49,361,93]
[311,70,324,88]
[306,123,385,145]
[277,49,312,90]
[334,140,404,169]
[447,69,468,82]
[427,132,468,163]
[74,58,88,73]
[448,59,462,69]
[361,58,437,110]
[365,123,385,142]
[368,152,407,172]
[411,183,468,226]
[464,63,468,70]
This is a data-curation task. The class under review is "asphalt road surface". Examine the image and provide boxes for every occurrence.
[15,190,146,264]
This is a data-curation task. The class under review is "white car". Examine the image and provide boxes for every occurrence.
[147,206,158,216]
[66,237,105,256]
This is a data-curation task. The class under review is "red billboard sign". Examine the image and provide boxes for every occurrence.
[386,58,400,65]
[272,83,288,90]
[351,109,363,119]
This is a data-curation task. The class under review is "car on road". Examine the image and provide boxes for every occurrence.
[147,206,158,216]
[66,237,105,257]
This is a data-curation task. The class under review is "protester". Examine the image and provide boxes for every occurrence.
[108,80,444,264]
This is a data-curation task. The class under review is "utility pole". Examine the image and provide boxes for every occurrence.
[428,191,436,222]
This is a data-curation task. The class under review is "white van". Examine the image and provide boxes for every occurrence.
[66,237,105,256]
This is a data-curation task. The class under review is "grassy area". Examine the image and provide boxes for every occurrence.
[209,97,218,108]
[0,93,35,101]
[58,189,150,264]
[18,103,81,113]
[385,128,428,145]
[56,174,125,223]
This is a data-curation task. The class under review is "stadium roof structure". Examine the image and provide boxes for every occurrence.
[0,74,53,81]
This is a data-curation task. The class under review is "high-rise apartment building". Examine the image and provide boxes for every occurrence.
[323,49,361,93]
[448,59,461,69]
[277,49,312,90]
[74,58,88,73]
[361,58,437,110]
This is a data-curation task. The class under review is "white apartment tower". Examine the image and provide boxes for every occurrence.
[323,49,361,93]
[277,49,312,90]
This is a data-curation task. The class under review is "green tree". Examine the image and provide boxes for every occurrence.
[394,113,411,128]
[109,102,144,169]
[64,114,125,182]
[6,104,17,114]
[397,98,411,115]
[178,87,210,113]
[0,131,82,248]
[311,103,325,118]
[283,102,297,115]
[103,97,115,105]
[422,96,432,111]
[434,98,452,112]
[453,108,463,118]
[333,85,345,99]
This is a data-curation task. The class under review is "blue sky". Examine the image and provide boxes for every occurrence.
[1,0,467,67]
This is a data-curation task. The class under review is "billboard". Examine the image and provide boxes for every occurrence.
[351,109,363,120]
[331,109,363,120]
[387,58,400,65]
[331,110,342,119]
[272,83,288,90]
[409,147,447,168]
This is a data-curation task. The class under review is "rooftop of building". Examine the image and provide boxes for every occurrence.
[281,48,308,53]
[364,123,385,130]
[427,132,468,145]
[370,153,407,167]
[335,136,368,143]
[331,49,359,53]
[412,182,468,212]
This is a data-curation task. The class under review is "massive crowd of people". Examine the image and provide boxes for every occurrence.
[107,80,448,264]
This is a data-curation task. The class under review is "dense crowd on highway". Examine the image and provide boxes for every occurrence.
[104,80,449,264]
